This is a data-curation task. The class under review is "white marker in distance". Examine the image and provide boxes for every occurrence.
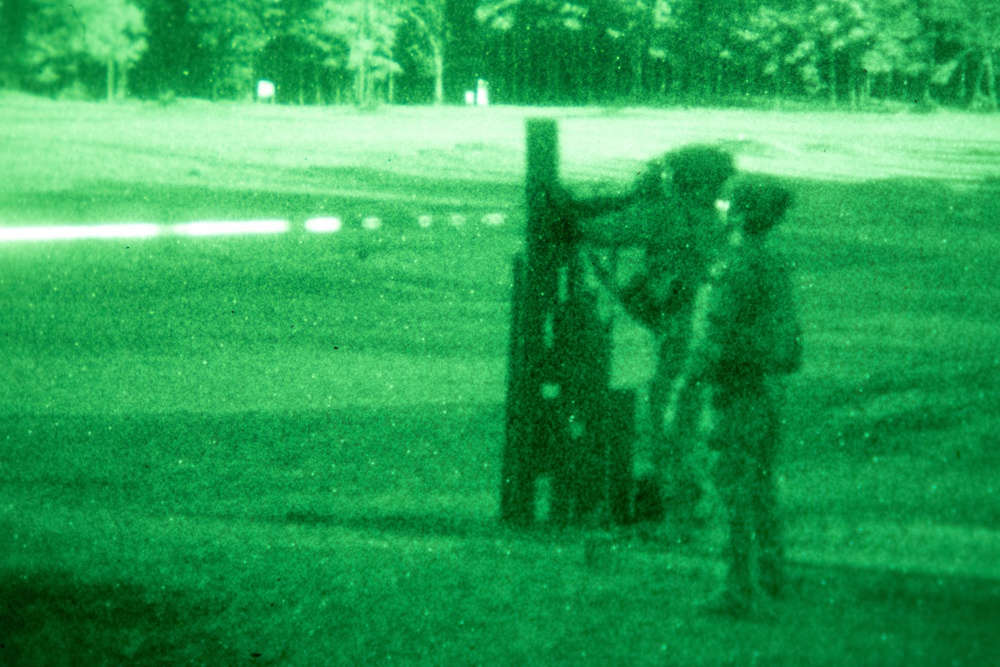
[362,217,382,231]
[481,213,506,226]
[450,213,467,227]
[417,214,433,228]
[305,217,343,233]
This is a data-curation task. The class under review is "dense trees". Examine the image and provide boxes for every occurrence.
[0,0,996,109]
[928,0,999,108]
[475,0,997,108]
[4,0,147,100]
[1,0,30,89]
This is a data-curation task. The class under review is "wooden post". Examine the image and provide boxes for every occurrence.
[501,118,560,525]
[501,253,531,525]
[502,117,634,527]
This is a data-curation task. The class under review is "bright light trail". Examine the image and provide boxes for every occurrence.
[170,220,289,236]
[0,211,507,244]
[0,223,163,243]
[304,217,343,233]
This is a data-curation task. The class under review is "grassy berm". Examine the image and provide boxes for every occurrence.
[1,96,999,665]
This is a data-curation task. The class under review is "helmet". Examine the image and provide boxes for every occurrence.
[666,145,736,207]
[730,175,793,236]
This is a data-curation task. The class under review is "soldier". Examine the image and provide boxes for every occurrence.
[575,145,736,527]
[670,175,802,616]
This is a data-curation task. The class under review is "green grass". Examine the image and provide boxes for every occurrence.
[2,95,1000,664]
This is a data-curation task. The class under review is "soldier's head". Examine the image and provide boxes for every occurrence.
[666,145,737,209]
[730,175,793,237]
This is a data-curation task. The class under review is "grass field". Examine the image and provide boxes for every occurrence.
[2,93,1000,665]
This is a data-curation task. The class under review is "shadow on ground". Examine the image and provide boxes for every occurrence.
[0,571,243,666]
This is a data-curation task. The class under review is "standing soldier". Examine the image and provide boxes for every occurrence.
[670,175,802,616]
[576,145,736,528]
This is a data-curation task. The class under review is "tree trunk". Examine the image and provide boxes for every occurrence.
[359,0,372,106]
[848,57,857,109]
[829,54,837,105]
[983,52,997,110]
[433,46,444,105]
[513,31,524,103]
[107,60,115,102]
[632,41,644,100]
[119,64,129,100]
[960,58,967,103]
[357,60,367,106]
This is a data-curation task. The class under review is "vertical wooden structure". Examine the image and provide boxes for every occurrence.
[502,118,634,528]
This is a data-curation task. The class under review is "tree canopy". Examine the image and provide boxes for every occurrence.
[0,0,995,109]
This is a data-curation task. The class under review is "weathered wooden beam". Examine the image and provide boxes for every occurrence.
[502,117,633,527]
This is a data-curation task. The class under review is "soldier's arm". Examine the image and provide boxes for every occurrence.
[761,258,803,375]
[562,159,667,219]
[562,156,684,248]
[562,190,639,220]
[575,194,687,248]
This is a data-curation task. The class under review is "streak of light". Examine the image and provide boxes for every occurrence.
[0,223,163,243]
[304,217,343,233]
[170,220,290,236]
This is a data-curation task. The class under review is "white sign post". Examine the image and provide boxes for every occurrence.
[256,80,275,103]
[476,79,489,106]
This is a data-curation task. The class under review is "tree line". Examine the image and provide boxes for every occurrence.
[0,0,996,110]
[477,0,997,109]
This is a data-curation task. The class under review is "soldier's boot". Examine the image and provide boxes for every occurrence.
[703,517,754,617]
[703,560,753,618]
[757,508,785,598]
[759,560,784,599]
[662,472,705,544]
[633,473,666,524]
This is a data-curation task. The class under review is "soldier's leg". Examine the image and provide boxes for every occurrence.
[632,386,666,524]
[710,393,754,609]
[665,386,705,525]
[754,396,785,596]
[712,452,753,611]
[633,384,659,479]
[648,353,674,442]
[632,345,680,524]
[652,337,704,519]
